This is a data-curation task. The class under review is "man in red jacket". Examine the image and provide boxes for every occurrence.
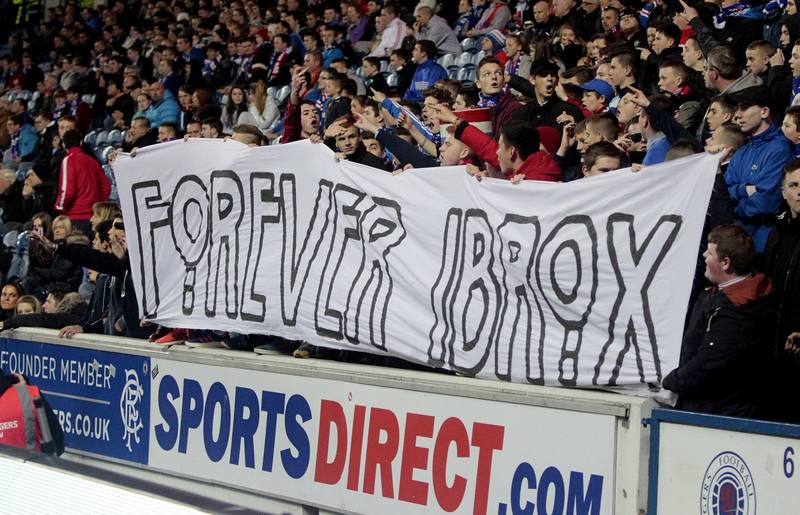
[55,129,111,236]
[433,105,561,182]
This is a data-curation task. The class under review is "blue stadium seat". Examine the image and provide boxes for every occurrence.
[461,38,477,53]
[457,53,473,67]
[440,54,457,69]
[107,129,123,146]
[472,51,486,65]
[275,85,291,105]
[94,130,110,147]
[84,129,100,147]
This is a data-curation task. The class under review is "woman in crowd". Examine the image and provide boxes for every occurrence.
[15,295,41,315]
[246,80,280,133]
[134,92,152,119]
[0,281,22,321]
[0,291,86,330]
[22,215,84,297]
[221,86,249,134]
[89,201,122,232]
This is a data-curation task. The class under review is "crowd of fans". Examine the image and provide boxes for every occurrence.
[0,0,799,422]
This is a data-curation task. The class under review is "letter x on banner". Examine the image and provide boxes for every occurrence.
[114,140,719,388]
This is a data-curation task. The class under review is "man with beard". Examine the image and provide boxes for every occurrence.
[511,59,583,129]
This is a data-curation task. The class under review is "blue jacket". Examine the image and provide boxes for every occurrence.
[642,133,670,166]
[726,123,793,252]
[14,124,39,160]
[322,46,343,68]
[403,60,448,103]
[380,98,435,143]
[146,91,180,128]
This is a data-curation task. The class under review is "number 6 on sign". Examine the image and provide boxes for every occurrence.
[785,446,794,478]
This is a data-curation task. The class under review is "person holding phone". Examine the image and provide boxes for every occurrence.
[31,215,148,339]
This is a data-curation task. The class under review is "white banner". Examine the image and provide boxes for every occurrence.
[114,140,718,387]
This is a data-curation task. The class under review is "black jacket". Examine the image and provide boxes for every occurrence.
[763,211,800,344]
[396,63,416,98]
[363,73,389,94]
[663,273,775,417]
[122,130,158,152]
[55,244,149,339]
[81,273,111,334]
[2,307,87,330]
[348,143,391,171]
[761,211,800,421]
[509,77,584,130]
[29,250,84,293]
[376,128,439,169]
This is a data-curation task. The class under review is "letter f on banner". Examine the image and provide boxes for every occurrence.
[131,180,171,318]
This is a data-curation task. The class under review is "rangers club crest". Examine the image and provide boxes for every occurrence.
[701,451,756,515]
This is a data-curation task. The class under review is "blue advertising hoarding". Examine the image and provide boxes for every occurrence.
[0,337,150,464]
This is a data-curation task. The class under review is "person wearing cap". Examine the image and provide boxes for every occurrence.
[619,8,647,49]
[510,58,584,129]
[578,78,613,115]
[725,86,793,253]
[480,30,509,65]
[725,85,794,252]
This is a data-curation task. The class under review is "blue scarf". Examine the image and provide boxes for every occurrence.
[713,2,759,28]
[10,132,19,160]
[793,77,800,105]
[477,87,506,108]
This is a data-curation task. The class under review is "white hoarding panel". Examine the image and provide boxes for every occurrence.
[148,358,616,514]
